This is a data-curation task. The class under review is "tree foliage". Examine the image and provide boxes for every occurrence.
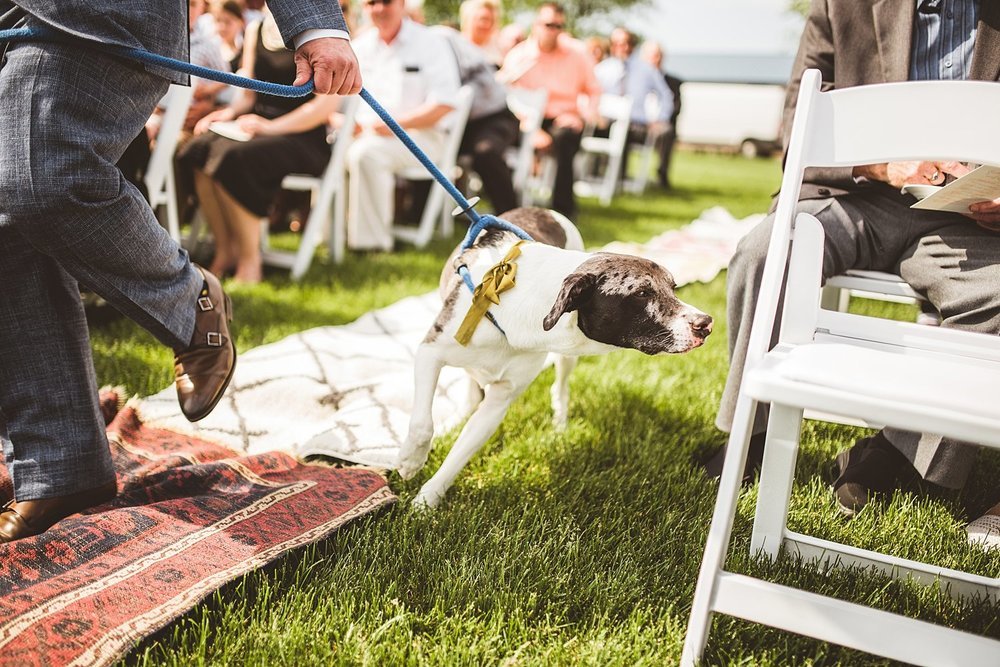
[421,0,651,32]
[789,0,810,17]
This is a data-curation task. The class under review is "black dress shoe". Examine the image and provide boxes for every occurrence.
[832,431,919,516]
[704,432,766,486]
[174,267,236,422]
[0,481,117,543]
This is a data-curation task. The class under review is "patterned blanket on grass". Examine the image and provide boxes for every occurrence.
[139,206,761,468]
[0,390,395,667]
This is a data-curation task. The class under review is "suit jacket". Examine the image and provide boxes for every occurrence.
[1,0,348,83]
[664,72,682,125]
[784,0,1000,200]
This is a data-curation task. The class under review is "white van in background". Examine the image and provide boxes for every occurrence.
[675,81,785,157]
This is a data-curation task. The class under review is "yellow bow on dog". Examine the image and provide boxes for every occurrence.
[455,241,526,345]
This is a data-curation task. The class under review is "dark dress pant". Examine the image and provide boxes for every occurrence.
[541,118,582,218]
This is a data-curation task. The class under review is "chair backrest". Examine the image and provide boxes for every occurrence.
[144,84,194,206]
[749,69,1000,371]
[504,86,548,201]
[594,93,634,147]
[401,85,475,180]
[261,95,360,275]
[439,85,475,171]
[393,86,475,247]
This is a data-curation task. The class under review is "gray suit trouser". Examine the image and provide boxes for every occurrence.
[718,187,1000,489]
[0,29,202,499]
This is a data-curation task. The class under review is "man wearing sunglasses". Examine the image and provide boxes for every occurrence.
[499,2,601,218]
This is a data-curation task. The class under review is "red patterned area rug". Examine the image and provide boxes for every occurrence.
[0,390,396,667]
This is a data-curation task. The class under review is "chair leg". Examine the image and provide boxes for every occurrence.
[681,395,761,666]
[164,167,181,243]
[601,153,621,206]
[184,208,206,254]
[441,202,454,238]
[414,184,445,248]
[820,285,851,312]
[331,180,346,264]
[750,404,803,561]
[290,187,330,281]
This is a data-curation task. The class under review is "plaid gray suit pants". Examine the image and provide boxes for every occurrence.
[0,23,201,500]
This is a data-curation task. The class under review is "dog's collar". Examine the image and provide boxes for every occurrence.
[454,241,527,345]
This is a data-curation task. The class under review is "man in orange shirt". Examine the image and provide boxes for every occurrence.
[499,2,600,217]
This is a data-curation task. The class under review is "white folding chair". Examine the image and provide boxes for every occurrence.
[503,86,548,207]
[259,96,358,279]
[146,84,194,242]
[683,69,1000,666]
[572,93,633,206]
[393,85,474,248]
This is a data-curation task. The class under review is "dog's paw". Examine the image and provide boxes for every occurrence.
[552,411,568,431]
[396,438,432,480]
[395,456,425,480]
[411,487,444,510]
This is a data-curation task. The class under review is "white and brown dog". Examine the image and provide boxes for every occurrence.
[396,207,713,508]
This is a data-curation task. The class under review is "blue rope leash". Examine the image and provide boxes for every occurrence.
[1,24,532,329]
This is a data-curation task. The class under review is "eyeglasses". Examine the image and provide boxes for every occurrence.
[542,22,565,30]
[363,0,393,6]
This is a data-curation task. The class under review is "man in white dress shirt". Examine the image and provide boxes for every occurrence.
[348,0,461,251]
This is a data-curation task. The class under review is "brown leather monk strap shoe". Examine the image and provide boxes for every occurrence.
[174,266,236,422]
[0,481,117,543]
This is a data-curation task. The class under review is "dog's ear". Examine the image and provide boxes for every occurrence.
[543,272,595,331]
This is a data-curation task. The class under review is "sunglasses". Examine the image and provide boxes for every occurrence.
[542,22,565,30]
[363,0,393,6]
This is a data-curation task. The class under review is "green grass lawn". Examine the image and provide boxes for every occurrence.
[91,151,1000,665]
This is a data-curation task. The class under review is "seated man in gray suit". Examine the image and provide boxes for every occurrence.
[705,0,1000,514]
[0,0,360,542]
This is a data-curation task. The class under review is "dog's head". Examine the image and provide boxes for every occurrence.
[541,253,712,354]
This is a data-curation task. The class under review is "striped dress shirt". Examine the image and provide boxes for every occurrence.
[910,0,979,80]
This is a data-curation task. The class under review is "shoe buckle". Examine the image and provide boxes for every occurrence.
[198,296,215,312]
[206,331,223,347]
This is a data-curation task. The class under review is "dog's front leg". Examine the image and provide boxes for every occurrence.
[396,344,445,480]
[550,354,577,429]
[412,376,531,509]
